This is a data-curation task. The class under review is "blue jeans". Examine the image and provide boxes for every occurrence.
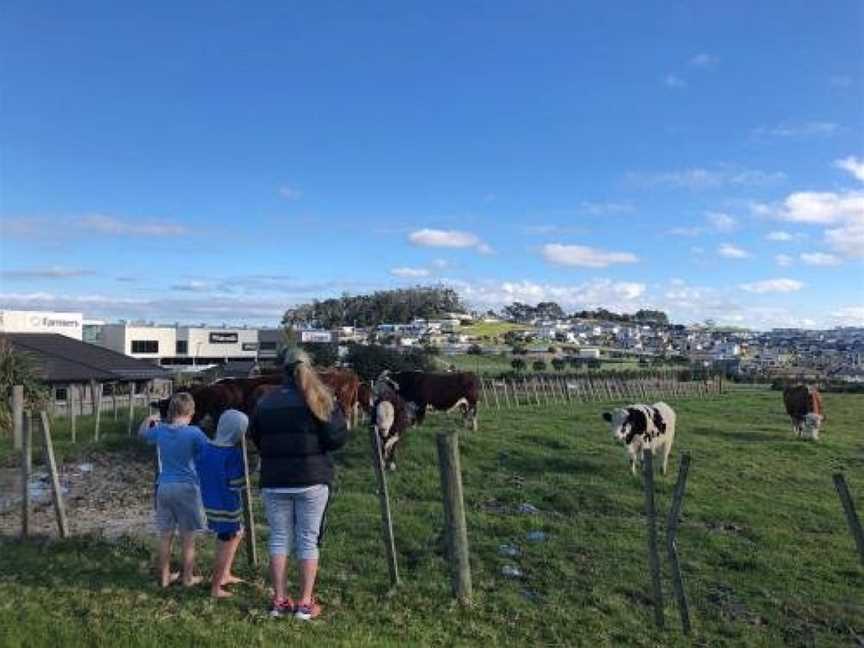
[262,485,330,560]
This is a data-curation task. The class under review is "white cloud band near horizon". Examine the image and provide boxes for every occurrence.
[739,279,805,294]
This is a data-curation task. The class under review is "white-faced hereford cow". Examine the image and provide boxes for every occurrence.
[370,379,417,470]
[601,402,677,477]
[783,384,824,440]
[379,370,480,431]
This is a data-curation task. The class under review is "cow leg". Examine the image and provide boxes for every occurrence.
[469,404,478,432]
[383,433,401,469]
[661,443,671,476]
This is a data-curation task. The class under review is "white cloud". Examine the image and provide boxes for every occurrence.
[75,214,188,237]
[171,280,212,292]
[578,201,635,216]
[834,156,864,182]
[431,259,449,269]
[831,306,864,325]
[628,166,786,190]
[408,228,491,254]
[752,121,839,138]
[706,212,738,232]
[453,278,646,310]
[739,279,805,294]
[541,243,638,268]
[0,266,93,279]
[825,222,864,258]
[390,267,430,278]
[753,191,864,224]
[689,53,719,68]
[278,185,302,200]
[718,244,750,259]
[800,252,842,266]
[775,254,794,267]
[668,226,704,237]
[766,230,801,242]
[664,74,686,88]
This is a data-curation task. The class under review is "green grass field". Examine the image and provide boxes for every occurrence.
[1,390,863,646]
[458,322,530,338]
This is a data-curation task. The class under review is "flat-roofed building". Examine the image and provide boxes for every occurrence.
[0,309,84,340]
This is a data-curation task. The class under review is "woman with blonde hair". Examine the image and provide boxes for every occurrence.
[249,347,349,621]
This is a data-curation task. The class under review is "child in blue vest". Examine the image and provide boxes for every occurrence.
[197,409,248,598]
[138,393,209,588]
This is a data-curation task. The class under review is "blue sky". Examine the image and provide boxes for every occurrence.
[1,1,862,328]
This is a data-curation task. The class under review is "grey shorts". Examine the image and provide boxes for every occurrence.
[155,482,207,534]
[262,485,330,560]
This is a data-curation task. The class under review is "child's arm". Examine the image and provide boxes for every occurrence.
[137,415,160,443]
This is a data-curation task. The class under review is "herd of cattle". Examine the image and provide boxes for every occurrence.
[152,368,480,470]
[153,369,825,474]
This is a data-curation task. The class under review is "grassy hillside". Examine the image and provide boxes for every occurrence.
[1,390,862,646]
[458,322,530,338]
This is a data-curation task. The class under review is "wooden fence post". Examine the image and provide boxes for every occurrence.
[40,411,70,538]
[21,410,32,538]
[667,453,692,635]
[370,425,400,588]
[491,379,501,410]
[833,473,864,567]
[127,382,135,436]
[239,430,258,567]
[436,429,472,605]
[642,449,665,629]
[12,385,24,450]
[70,384,77,443]
[112,384,119,420]
[93,381,103,441]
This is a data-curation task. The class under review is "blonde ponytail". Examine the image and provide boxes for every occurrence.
[283,347,335,422]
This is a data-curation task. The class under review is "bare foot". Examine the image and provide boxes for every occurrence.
[221,575,245,586]
[160,572,180,588]
[182,575,203,587]
[211,588,234,599]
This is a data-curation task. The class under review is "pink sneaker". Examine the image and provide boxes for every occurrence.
[294,599,322,621]
[269,597,295,618]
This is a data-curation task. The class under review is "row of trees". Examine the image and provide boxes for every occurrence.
[282,286,466,329]
[503,302,670,325]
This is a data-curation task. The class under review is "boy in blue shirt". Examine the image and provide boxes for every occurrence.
[139,393,209,588]
[197,409,248,599]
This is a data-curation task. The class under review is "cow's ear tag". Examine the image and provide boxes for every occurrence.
[602,412,612,422]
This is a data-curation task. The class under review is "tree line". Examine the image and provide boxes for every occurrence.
[282,286,466,329]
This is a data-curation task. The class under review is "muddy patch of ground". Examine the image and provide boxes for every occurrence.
[0,445,156,540]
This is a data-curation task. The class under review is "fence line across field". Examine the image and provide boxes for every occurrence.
[478,374,724,409]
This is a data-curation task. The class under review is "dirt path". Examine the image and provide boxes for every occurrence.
[0,445,156,539]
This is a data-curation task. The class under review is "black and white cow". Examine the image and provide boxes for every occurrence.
[601,402,677,476]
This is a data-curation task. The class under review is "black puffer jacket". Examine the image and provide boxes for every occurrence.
[250,380,349,487]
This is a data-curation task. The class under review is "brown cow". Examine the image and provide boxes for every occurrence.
[378,370,479,431]
[783,384,824,440]
[154,368,361,430]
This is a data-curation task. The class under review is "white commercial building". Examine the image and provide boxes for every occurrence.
[0,309,84,340]
[88,322,268,367]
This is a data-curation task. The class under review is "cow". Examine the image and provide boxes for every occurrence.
[601,402,677,477]
[378,370,479,431]
[151,381,248,431]
[370,378,417,470]
[783,384,824,440]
